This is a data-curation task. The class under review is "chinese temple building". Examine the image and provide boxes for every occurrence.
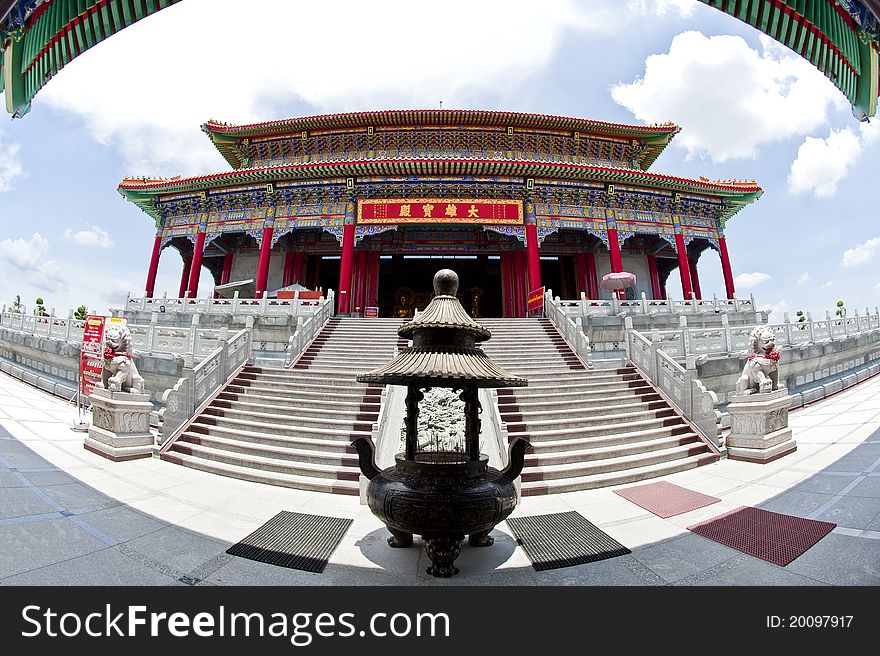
[118,110,763,318]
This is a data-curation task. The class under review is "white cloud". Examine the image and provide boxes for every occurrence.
[64,225,113,248]
[734,272,771,288]
[841,237,880,268]
[759,300,794,324]
[0,234,69,293]
[39,0,613,174]
[627,0,698,17]
[822,281,833,289]
[0,130,24,192]
[797,272,810,285]
[788,127,863,197]
[611,32,843,162]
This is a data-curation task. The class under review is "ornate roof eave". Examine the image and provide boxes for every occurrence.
[200,110,681,171]
[118,158,763,203]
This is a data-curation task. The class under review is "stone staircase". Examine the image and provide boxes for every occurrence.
[479,318,719,495]
[160,317,405,494]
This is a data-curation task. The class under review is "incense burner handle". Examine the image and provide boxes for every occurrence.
[351,437,381,480]
[500,437,531,482]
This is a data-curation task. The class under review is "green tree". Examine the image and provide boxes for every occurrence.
[836,300,846,318]
[34,297,47,316]
[796,310,806,323]
[10,294,22,313]
[74,305,88,321]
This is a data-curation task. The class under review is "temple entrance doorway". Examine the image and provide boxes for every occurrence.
[378,255,503,318]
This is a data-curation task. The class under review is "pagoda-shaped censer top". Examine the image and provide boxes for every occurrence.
[357,269,527,389]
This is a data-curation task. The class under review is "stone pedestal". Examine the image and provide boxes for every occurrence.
[84,387,154,461]
[726,388,796,463]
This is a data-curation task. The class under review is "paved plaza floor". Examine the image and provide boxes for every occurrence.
[0,371,878,586]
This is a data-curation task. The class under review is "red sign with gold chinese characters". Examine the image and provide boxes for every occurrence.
[358,199,522,225]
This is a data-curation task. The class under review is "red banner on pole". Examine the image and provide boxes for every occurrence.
[79,315,107,398]
[527,286,545,314]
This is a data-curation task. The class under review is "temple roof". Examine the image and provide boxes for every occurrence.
[118,157,763,223]
[201,110,682,171]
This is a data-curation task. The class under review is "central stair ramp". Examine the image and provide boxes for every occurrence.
[479,318,720,495]
[160,317,404,494]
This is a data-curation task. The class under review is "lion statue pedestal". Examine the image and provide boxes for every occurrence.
[85,324,153,461]
[726,325,796,463]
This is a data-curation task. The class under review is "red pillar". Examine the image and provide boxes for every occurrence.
[689,256,702,300]
[585,251,598,299]
[718,236,736,299]
[674,233,693,300]
[145,235,162,298]
[524,203,542,297]
[606,229,624,299]
[178,254,192,298]
[338,220,356,314]
[255,227,274,299]
[282,250,297,287]
[647,254,661,300]
[220,252,234,285]
[660,284,667,300]
[187,231,206,298]
[574,253,588,297]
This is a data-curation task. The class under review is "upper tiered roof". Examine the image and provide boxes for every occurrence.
[200,109,682,171]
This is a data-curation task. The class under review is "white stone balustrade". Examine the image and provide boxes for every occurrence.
[123,290,328,317]
[558,291,759,320]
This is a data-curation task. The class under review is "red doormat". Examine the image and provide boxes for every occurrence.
[687,506,836,567]
[614,481,721,518]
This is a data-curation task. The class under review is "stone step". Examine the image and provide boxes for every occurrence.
[522,442,709,483]
[498,390,662,411]
[513,415,686,441]
[169,440,358,481]
[240,370,369,384]
[520,453,719,495]
[178,433,357,467]
[499,380,647,396]
[226,382,376,401]
[210,397,378,422]
[217,390,378,411]
[161,452,359,495]
[506,407,676,433]
[525,432,702,466]
[187,422,354,453]
[500,398,666,421]
[525,422,694,454]
[201,406,374,432]
[191,414,371,440]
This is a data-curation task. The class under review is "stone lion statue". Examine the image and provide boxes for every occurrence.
[98,324,145,394]
[735,325,781,395]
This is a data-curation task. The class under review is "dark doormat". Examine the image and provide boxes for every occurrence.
[226,511,353,573]
[614,481,721,518]
[687,506,836,567]
[506,511,630,571]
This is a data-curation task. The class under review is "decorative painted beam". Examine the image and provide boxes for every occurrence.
[2,0,182,116]
[699,0,879,119]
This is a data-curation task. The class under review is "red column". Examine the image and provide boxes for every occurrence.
[178,254,192,298]
[647,254,661,300]
[574,253,589,297]
[145,235,162,298]
[674,233,693,300]
[606,229,624,299]
[660,284,667,300]
[255,227,274,299]
[718,236,736,299]
[338,220,356,314]
[689,256,702,300]
[524,204,542,296]
[220,252,234,285]
[187,231,206,298]
[585,251,598,299]
[281,251,298,287]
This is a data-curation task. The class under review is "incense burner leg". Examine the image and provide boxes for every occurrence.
[386,528,413,548]
[468,530,494,547]
[424,536,463,578]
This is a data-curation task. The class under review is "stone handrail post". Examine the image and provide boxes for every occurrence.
[783,312,792,346]
[679,315,689,358]
[721,313,732,353]
[640,292,648,314]
[807,312,815,342]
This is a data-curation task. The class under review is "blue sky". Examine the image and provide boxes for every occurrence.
[0,0,878,322]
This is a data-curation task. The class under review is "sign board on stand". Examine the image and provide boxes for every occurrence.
[527,286,545,316]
